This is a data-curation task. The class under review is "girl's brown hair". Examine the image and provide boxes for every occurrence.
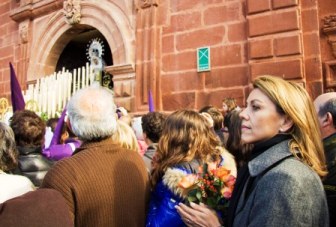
[150,109,220,188]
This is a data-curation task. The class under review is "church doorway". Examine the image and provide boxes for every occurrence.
[55,27,113,73]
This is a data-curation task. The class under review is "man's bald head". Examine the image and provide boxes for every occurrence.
[314,92,336,139]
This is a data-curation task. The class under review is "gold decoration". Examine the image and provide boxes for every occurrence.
[25,99,39,112]
[0,98,9,121]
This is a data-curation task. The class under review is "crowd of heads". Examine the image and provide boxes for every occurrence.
[1,74,335,226]
[1,77,333,179]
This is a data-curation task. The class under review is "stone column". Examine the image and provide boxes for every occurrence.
[135,0,161,112]
[322,14,336,90]
[17,19,31,90]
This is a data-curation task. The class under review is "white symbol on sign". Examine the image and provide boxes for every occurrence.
[199,49,209,60]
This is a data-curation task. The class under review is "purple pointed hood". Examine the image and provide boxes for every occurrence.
[9,62,25,112]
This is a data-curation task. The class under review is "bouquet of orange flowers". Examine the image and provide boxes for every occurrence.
[178,163,236,212]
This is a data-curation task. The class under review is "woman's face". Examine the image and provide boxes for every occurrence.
[239,88,285,144]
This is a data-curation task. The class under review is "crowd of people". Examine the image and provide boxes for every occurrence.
[0,75,335,227]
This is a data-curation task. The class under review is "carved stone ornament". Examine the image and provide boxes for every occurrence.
[323,14,336,30]
[139,0,158,9]
[19,22,29,44]
[323,14,336,58]
[63,0,81,25]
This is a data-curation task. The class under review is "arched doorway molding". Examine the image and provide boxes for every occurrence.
[28,0,135,81]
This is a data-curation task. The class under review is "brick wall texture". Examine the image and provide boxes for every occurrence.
[0,0,335,113]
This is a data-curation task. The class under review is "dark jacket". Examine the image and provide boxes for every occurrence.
[233,140,329,227]
[15,146,54,187]
[323,133,336,226]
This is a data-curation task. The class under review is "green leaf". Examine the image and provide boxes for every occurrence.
[196,191,202,201]
[188,196,197,202]
[206,197,217,208]
[189,189,197,196]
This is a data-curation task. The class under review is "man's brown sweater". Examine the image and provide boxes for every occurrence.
[41,138,150,227]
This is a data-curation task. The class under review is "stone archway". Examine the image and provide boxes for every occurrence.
[23,0,137,111]
[27,0,135,81]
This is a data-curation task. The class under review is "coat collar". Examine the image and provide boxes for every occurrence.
[248,139,293,177]
[17,146,42,155]
[73,137,119,155]
[323,132,336,151]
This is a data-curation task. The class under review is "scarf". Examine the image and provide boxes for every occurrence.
[226,134,292,227]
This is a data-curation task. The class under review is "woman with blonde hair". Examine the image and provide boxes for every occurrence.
[112,120,140,153]
[177,75,328,227]
[146,109,236,227]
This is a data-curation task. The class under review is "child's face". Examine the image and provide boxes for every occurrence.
[222,103,228,113]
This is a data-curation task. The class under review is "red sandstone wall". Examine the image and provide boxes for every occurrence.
[0,1,20,101]
[0,0,333,113]
[159,0,248,111]
[158,0,326,111]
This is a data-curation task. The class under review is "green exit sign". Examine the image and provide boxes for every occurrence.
[197,46,211,72]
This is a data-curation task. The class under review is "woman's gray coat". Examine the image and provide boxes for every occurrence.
[233,140,329,227]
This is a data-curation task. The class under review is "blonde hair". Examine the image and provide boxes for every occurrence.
[253,75,327,178]
[112,120,140,153]
[222,97,238,112]
[151,109,221,188]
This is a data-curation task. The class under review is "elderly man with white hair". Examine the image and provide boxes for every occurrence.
[314,92,336,226]
[41,85,149,227]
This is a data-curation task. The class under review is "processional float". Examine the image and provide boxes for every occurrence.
[1,38,113,123]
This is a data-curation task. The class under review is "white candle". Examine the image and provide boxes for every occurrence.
[42,78,47,113]
[77,67,81,90]
[57,74,60,112]
[82,66,85,89]
[67,71,72,101]
[62,73,67,109]
[73,69,77,93]
[86,63,90,87]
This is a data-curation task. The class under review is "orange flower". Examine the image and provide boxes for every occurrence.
[178,174,198,189]
[215,167,231,182]
[177,159,237,212]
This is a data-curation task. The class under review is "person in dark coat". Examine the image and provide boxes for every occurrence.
[10,110,53,187]
[314,92,336,227]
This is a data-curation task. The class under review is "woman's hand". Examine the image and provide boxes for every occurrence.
[175,202,222,227]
